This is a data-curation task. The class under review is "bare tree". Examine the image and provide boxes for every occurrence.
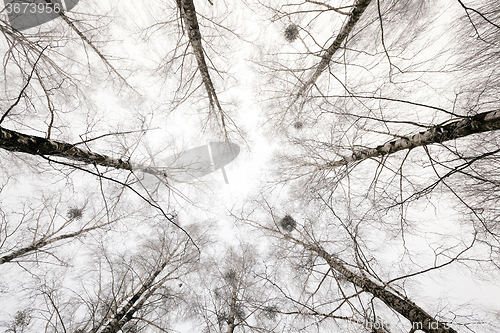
[18,221,203,333]
[176,0,231,137]
[0,1,209,332]
[135,0,242,139]
[94,226,201,333]
[0,126,169,177]
[247,1,500,331]
[240,199,487,332]
[1,1,500,333]
[190,244,282,333]
[293,0,372,101]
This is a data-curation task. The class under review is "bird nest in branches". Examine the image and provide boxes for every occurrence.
[280,215,296,232]
[284,24,299,42]
[263,305,279,320]
[67,207,83,220]
[293,121,304,130]
[224,269,237,285]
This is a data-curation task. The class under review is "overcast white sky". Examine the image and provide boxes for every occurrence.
[1,0,500,332]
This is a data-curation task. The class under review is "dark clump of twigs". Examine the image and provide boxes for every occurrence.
[217,311,228,325]
[67,207,83,220]
[216,304,245,323]
[224,269,238,286]
[234,303,245,320]
[280,215,296,232]
[293,121,303,130]
[263,305,279,320]
[284,24,299,42]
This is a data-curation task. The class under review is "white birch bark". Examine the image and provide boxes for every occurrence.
[295,0,372,99]
[289,234,458,333]
[0,126,166,177]
[319,109,500,170]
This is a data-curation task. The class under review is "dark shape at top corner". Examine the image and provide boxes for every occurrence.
[6,0,80,31]
[64,0,79,11]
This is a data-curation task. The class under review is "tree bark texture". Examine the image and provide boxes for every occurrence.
[296,0,372,98]
[97,260,170,333]
[320,109,500,170]
[0,229,87,264]
[177,0,225,125]
[225,284,239,333]
[295,238,458,333]
[0,126,166,176]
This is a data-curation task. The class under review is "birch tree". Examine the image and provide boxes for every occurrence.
[239,197,494,332]
[0,2,204,330]
[256,0,500,232]
[11,221,203,333]
[191,244,282,333]
[247,0,500,331]
[137,0,243,139]
[1,1,499,333]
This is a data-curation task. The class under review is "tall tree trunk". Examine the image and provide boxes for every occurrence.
[295,0,372,99]
[290,235,457,333]
[97,260,170,333]
[0,126,165,176]
[226,283,239,333]
[176,0,227,131]
[0,227,94,264]
[319,109,500,170]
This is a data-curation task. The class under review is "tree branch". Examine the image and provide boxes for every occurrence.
[319,109,500,170]
[288,235,457,333]
[0,126,166,177]
[0,47,47,124]
[295,0,372,100]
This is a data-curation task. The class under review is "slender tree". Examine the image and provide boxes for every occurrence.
[250,1,500,331]
[1,1,500,333]
[242,199,480,332]
[191,244,282,333]
[0,126,168,177]
[176,0,231,136]
[22,222,202,333]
